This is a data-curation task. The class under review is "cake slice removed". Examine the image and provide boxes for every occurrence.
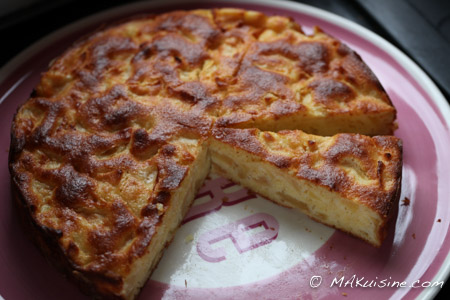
[209,128,402,247]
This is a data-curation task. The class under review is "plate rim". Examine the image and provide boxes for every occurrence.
[1,0,449,299]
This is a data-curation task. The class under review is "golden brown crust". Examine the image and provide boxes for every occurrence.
[211,127,402,217]
[9,92,211,298]
[9,8,402,299]
[210,127,402,247]
[31,8,395,135]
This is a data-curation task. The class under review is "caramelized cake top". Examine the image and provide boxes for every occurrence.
[212,127,402,218]
[9,8,399,299]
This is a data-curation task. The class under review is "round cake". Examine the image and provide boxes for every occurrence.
[9,8,401,299]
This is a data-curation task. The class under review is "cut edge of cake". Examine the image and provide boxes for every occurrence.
[209,127,402,247]
[9,137,211,300]
[120,142,210,299]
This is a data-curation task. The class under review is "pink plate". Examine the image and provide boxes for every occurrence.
[1,1,450,299]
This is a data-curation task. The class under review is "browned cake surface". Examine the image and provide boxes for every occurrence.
[210,128,402,246]
[9,8,401,300]
[10,95,212,297]
[212,128,402,214]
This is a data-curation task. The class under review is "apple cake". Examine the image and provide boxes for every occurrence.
[9,8,402,300]
[210,128,402,247]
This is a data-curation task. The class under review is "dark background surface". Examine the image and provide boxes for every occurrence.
[1,0,449,299]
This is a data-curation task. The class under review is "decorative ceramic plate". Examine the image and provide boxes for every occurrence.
[1,1,449,299]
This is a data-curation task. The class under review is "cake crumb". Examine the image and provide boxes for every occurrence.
[185,279,187,288]
[412,233,416,239]
[185,234,194,243]
[401,197,410,206]
[222,196,229,202]
[342,292,348,296]
[437,219,442,223]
